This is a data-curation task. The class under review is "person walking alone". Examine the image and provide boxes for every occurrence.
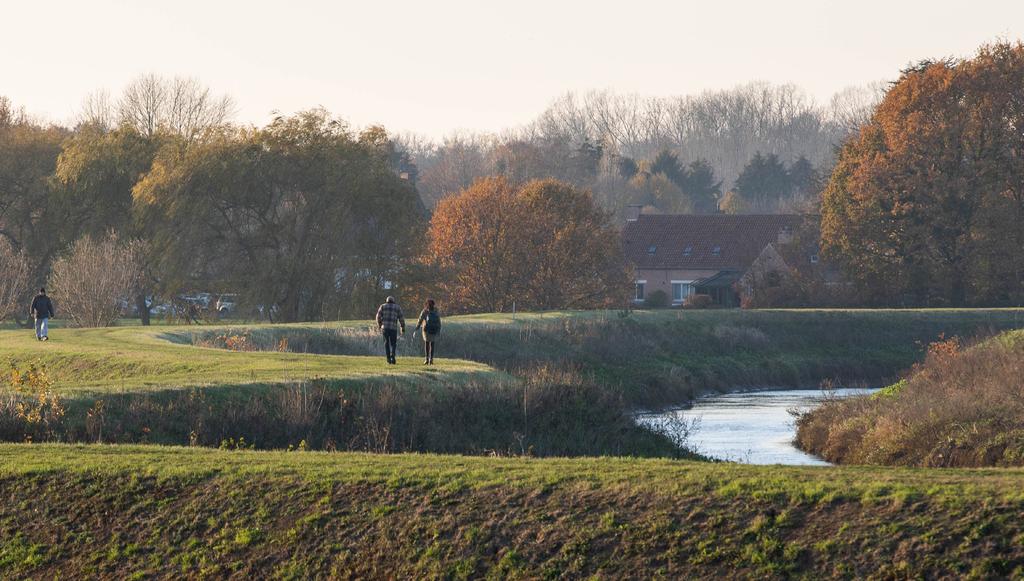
[30,287,55,341]
[415,299,441,365]
[375,296,405,365]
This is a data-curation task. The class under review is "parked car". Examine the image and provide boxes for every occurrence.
[216,294,238,315]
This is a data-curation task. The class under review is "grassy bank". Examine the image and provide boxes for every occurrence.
[5,309,1022,399]
[181,308,1024,406]
[796,330,1024,467]
[0,325,494,395]
[2,309,1021,455]
[2,444,1024,579]
[0,324,681,456]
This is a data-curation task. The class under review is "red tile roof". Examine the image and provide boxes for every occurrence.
[622,214,804,270]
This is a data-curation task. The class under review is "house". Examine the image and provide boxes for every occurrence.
[622,212,816,307]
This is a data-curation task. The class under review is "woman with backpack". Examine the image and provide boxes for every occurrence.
[415,299,441,365]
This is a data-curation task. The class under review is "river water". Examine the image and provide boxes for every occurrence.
[638,388,876,465]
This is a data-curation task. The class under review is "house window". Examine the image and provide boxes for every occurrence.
[711,246,721,257]
[634,280,646,302]
[647,245,657,255]
[683,245,693,257]
[671,280,694,303]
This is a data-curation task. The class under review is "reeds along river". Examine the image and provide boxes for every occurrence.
[637,388,877,465]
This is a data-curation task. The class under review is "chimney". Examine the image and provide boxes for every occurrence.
[625,204,643,222]
[777,225,794,245]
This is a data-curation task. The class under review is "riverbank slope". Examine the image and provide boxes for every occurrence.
[796,329,1024,467]
[178,308,1024,407]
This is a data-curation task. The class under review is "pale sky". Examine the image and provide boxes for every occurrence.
[3,0,1023,138]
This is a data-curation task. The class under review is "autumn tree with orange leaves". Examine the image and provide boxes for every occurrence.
[425,177,631,313]
[821,41,1024,306]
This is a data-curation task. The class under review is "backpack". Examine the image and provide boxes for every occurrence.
[424,310,441,335]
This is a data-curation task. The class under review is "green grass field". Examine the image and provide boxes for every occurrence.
[6,308,1022,399]
[4,309,1024,577]
[2,444,1024,578]
[0,322,495,395]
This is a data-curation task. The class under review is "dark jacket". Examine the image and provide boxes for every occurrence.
[417,309,442,335]
[31,294,54,319]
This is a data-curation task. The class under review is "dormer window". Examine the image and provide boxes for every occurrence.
[810,254,820,264]
[778,225,794,245]
[647,245,657,255]
[683,245,693,257]
[711,246,721,257]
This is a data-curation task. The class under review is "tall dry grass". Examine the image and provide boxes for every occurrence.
[0,363,694,458]
[795,331,1024,466]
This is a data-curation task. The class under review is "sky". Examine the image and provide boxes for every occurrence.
[3,0,1024,138]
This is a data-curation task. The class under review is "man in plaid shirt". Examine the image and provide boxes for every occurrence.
[375,296,406,364]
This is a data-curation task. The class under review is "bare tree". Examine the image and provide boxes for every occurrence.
[405,81,884,212]
[118,74,235,141]
[416,132,494,206]
[77,89,116,129]
[0,96,29,128]
[166,77,236,141]
[0,96,12,128]
[118,74,167,138]
[0,238,30,321]
[48,233,146,327]
[828,81,888,132]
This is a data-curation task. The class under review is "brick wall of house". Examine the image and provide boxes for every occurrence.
[737,244,791,298]
[634,268,720,304]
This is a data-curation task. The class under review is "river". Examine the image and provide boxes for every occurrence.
[638,388,876,465]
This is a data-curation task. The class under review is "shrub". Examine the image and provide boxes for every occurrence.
[48,233,146,327]
[0,239,30,321]
[1,362,65,442]
[683,294,713,309]
[644,290,669,309]
[795,330,1024,467]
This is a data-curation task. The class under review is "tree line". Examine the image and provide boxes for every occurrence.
[4,41,1024,318]
[0,76,424,323]
[0,75,627,324]
[404,82,884,214]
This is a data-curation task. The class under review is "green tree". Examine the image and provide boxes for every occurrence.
[787,155,820,198]
[0,108,66,285]
[616,156,639,180]
[573,138,603,178]
[54,126,159,241]
[684,160,722,213]
[734,152,790,211]
[54,125,168,324]
[650,149,685,186]
[135,109,424,322]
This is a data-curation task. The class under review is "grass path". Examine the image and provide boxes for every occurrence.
[0,323,495,395]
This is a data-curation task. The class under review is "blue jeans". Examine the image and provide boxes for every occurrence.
[34,317,48,339]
